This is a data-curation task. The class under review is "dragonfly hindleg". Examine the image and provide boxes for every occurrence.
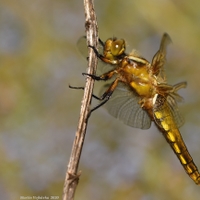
[69,85,101,100]
[90,78,120,113]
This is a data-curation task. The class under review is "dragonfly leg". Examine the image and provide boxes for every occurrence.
[69,85,101,100]
[69,76,119,109]
[89,78,120,113]
[88,45,102,59]
[83,70,116,81]
[69,82,115,119]
[70,77,120,119]
[98,38,105,47]
[88,45,119,65]
[82,73,105,81]
[69,85,84,90]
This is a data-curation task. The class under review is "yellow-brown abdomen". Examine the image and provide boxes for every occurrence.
[153,99,200,184]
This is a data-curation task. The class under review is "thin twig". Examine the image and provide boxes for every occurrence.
[62,0,98,200]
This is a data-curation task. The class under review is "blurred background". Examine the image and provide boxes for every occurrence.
[1,0,200,200]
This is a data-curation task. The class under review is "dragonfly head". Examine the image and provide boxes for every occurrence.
[104,38,126,59]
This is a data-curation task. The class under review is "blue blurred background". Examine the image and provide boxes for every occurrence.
[1,0,200,200]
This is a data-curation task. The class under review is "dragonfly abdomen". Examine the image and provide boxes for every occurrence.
[164,128,200,184]
[153,102,200,184]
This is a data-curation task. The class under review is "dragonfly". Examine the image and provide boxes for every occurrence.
[75,33,200,185]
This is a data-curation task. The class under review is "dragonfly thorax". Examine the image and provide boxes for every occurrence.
[119,56,158,98]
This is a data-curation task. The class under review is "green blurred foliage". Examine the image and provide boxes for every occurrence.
[0,0,200,200]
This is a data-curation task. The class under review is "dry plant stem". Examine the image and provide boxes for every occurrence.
[62,0,98,200]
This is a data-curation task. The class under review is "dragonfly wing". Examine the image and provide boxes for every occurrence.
[153,95,184,129]
[77,36,88,58]
[102,83,151,129]
[151,33,172,78]
[167,96,184,128]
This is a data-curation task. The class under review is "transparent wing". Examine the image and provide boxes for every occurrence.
[102,83,151,129]
[153,95,184,129]
[76,36,88,58]
[151,33,172,78]
[77,36,115,74]
[167,96,184,128]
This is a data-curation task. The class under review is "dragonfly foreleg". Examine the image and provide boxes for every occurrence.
[89,45,119,65]
[88,45,105,60]
[98,38,105,47]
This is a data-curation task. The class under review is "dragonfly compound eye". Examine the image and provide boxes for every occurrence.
[111,39,126,56]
